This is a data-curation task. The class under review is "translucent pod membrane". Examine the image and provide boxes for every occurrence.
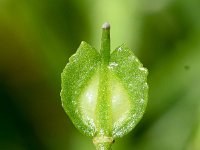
[79,69,131,134]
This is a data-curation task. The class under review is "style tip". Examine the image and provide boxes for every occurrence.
[102,22,110,29]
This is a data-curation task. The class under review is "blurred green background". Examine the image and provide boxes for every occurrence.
[0,0,200,150]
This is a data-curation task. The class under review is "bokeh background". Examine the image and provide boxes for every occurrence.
[0,0,200,150]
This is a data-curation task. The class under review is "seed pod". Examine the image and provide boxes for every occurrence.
[61,23,148,150]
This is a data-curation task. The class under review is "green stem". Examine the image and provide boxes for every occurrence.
[94,142,113,150]
[100,22,110,65]
[94,22,113,150]
[93,136,113,150]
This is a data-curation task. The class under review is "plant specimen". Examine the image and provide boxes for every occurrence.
[61,23,148,150]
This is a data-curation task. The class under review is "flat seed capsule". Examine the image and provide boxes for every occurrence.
[61,23,148,150]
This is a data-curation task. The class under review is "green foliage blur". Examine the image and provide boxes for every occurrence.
[0,0,200,150]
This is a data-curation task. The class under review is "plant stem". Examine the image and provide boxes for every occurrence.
[101,22,110,65]
[94,142,113,150]
[93,136,113,150]
[94,22,113,150]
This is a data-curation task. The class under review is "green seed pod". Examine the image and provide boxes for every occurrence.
[61,23,148,150]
